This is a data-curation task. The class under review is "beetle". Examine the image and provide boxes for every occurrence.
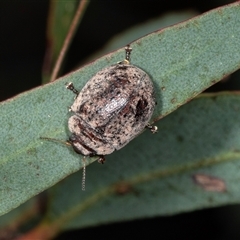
[66,46,157,163]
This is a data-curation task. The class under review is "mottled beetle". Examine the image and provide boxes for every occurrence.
[66,46,157,163]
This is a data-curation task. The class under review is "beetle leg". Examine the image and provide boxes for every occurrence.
[97,155,106,164]
[117,45,132,65]
[125,45,132,62]
[146,123,158,134]
[65,82,79,95]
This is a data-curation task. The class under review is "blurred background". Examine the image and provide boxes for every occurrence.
[1,0,240,239]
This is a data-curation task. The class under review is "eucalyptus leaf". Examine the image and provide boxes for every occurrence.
[45,93,240,231]
[0,2,240,216]
[85,10,199,63]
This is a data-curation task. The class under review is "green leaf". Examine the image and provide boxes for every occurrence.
[85,10,198,62]
[0,198,36,228]
[44,93,240,232]
[0,2,240,216]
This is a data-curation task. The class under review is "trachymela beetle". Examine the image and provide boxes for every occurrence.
[66,46,157,163]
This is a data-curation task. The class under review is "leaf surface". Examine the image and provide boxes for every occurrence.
[0,2,240,216]
[44,93,240,231]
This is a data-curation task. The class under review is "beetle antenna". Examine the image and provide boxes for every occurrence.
[40,137,71,146]
[82,157,86,191]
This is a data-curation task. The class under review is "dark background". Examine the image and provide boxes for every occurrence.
[1,0,240,239]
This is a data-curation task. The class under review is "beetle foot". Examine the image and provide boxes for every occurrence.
[146,123,158,134]
[97,155,106,164]
[65,82,79,95]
